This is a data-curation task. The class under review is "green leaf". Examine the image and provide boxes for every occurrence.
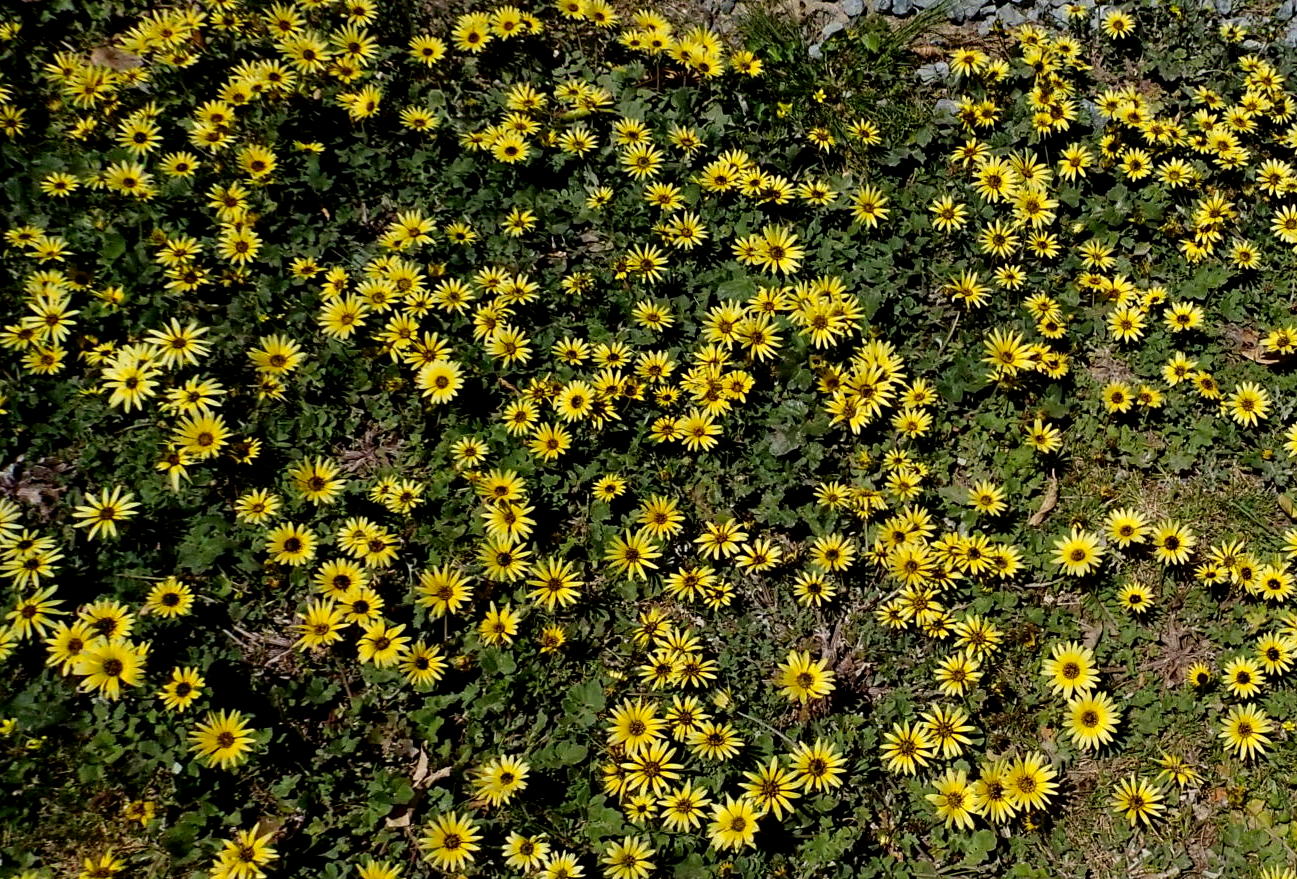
[672,854,708,879]
[479,649,516,675]
[102,233,126,260]
[963,828,998,864]
[555,741,588,765]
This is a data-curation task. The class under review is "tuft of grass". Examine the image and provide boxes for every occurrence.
[1058,454,1287,541]
[730,0,947,173]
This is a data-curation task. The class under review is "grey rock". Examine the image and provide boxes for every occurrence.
[809,18,845,57]
[915,61,949,83]
[1284,20,1297,45]
[840,0,864,16]
[821,18,845,37]
[950,0,990,21]
[933,98,961,118]
[1280,0,1297,19]
[891,0,915,14]
[996,5,1028,25]
[977,5,1023,34]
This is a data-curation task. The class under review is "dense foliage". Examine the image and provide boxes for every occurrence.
[5,0,1297,877]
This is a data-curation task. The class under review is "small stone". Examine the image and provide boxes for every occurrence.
[891,0,915,14]
[915,61,949,83]
[813,18,845,53]
[951,0,988,20]
[934,98,961,117]
[1284,20,1297,46]
[996,4,1027,25]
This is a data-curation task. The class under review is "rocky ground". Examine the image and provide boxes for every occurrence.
[700,0,1297,59]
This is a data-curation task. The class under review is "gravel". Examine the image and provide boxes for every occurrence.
[804,0,1296,69]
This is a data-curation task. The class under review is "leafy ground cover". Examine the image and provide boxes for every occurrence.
[4,0,1297,877]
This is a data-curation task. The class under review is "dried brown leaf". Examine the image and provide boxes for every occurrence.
[90,46,142,70]
[1278,494,1296,520]
[1027,472,1058,527]
[1225,325,1281,366]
